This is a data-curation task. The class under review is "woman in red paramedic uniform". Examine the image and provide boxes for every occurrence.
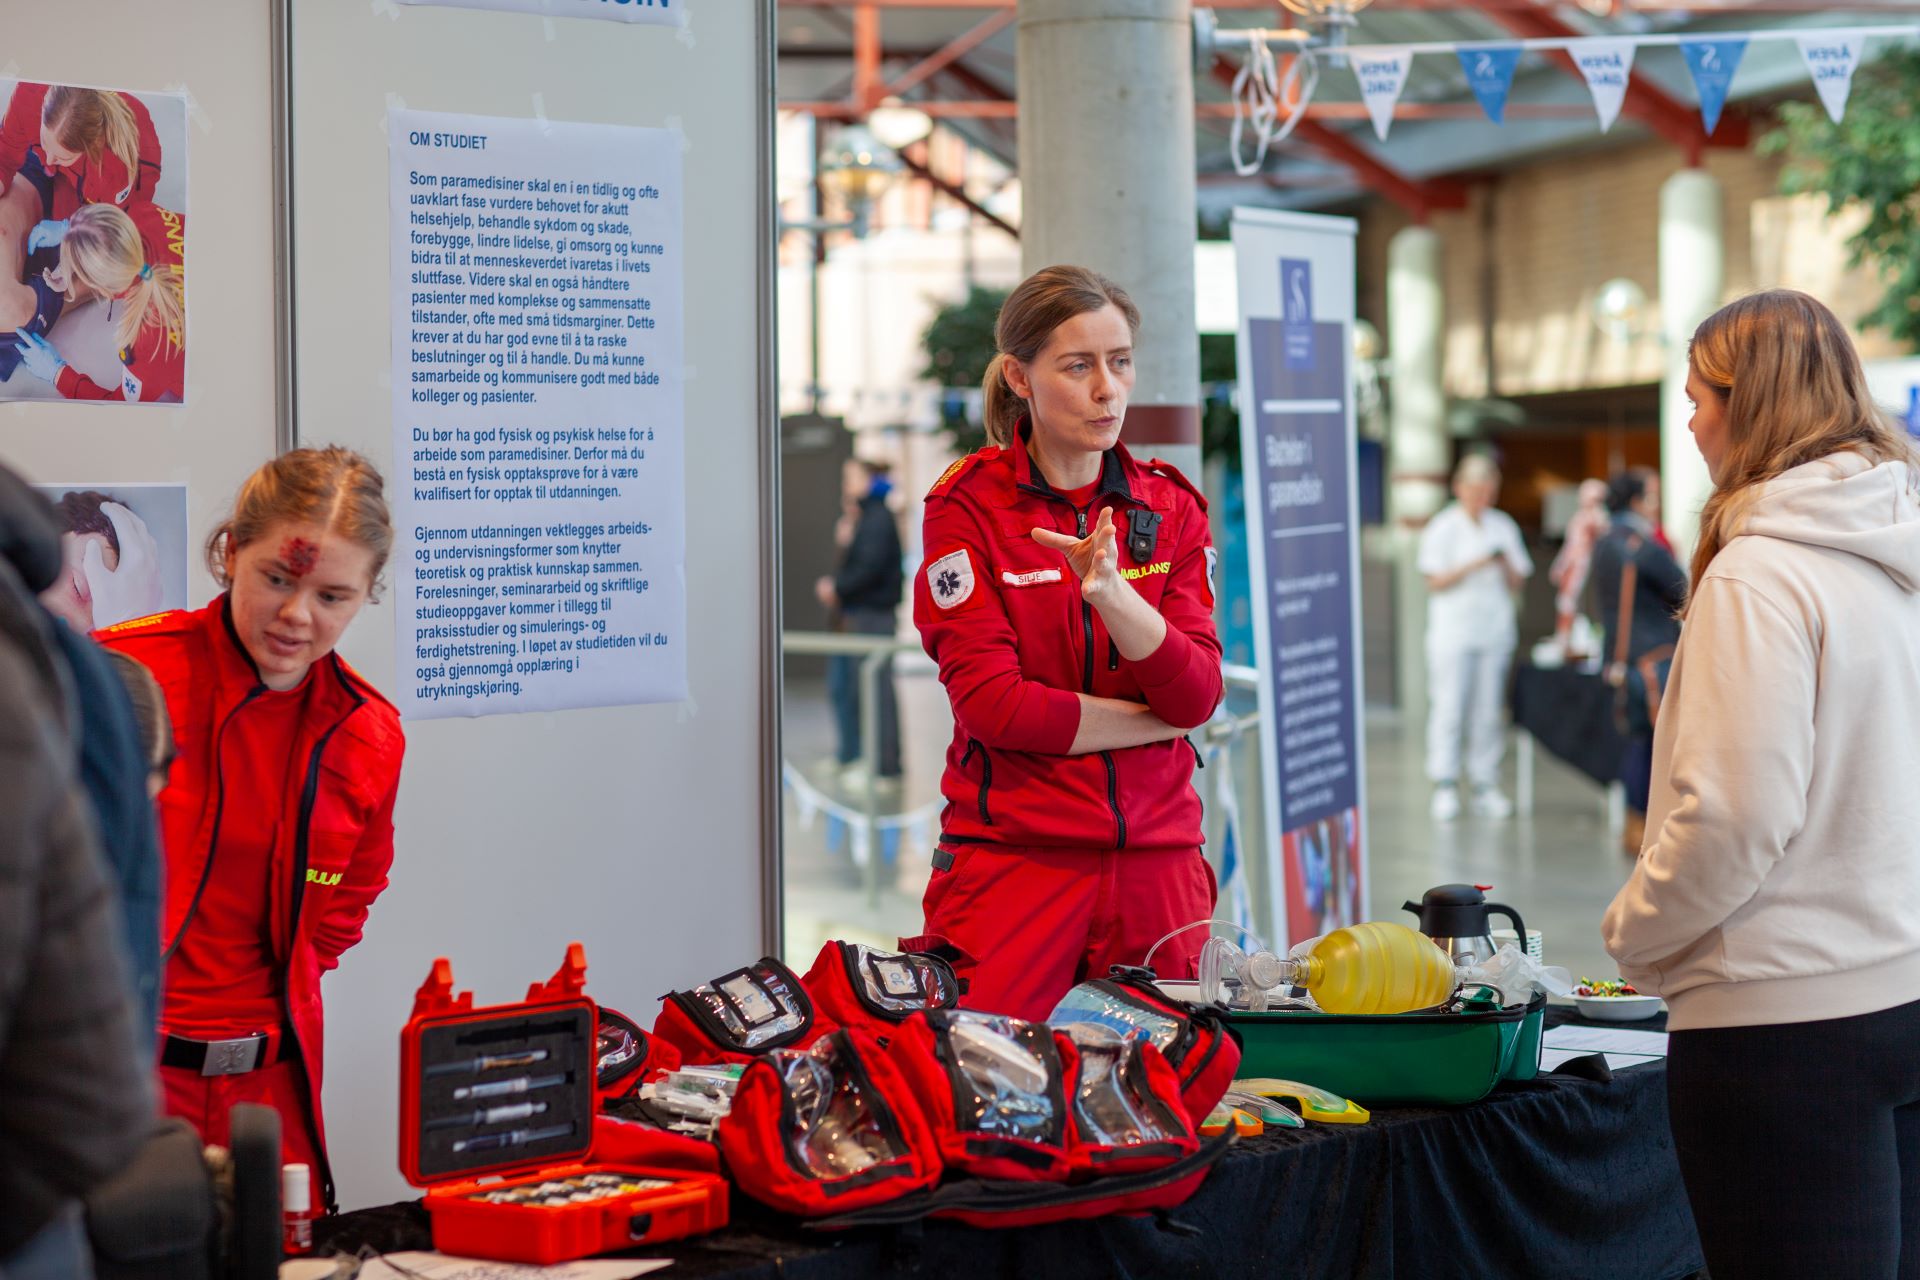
[13,200,185,402]
[0,83,163,219]
[905,265,1224,1022]
[100,448,405,1214]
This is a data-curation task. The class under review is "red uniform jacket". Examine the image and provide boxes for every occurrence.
[0,82,163,218]
[99,598,404,1209]
[55,203,186,404]
[914,425,1223,852]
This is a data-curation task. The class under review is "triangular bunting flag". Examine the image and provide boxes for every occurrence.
[1796,32,1867,125]
[1352,47,1415,142]
[1680,38,1747,135]
[1456,45,1521,124]
[1573,39,1636,133]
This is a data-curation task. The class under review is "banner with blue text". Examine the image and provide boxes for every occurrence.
[1231,208,1369,948]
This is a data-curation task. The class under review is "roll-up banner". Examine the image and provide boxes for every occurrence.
[1230,208,1368,949]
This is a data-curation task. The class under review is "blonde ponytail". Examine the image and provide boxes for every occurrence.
[59,203,185,356]
[98,92,142,191]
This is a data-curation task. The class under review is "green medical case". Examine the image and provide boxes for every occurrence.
[1223,992,1547,1106]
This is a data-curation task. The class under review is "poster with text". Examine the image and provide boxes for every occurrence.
[391,109,686,718]
[395,0,686,24]
[32,483,190,631]
[0,80,188,406]
[1231,208,1368,948]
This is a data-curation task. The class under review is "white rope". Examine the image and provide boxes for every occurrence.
[1229,34,1320,177]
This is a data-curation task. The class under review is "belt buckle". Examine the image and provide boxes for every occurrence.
[201,1035,266,1076]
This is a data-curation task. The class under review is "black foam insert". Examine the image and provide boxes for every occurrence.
[414,1005,594,1182]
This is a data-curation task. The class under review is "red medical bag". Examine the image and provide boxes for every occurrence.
[716,1027,943,1216]
[1048,968,1242,1128]
[652,956,833,1066]
[888,1010,1075,1183]
[399,944,729,1264]
[799,941,960,1041]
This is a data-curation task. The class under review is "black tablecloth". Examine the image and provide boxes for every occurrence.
[320,1009,1700,1280]
[1511,663,1628,788]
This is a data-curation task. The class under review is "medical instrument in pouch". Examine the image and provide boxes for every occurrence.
[426,1049,551,1077]
[427,1101,551,1131]
[450,1122,574,1154]
[452,1072,567,1101]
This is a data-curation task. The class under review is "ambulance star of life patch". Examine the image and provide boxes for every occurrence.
[927,548,976,609]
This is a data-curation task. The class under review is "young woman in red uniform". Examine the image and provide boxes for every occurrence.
[100,448,405,1214]
[0,83,162,219]
[13,200,185,402]
[0,85,165,382]
[905,265,1224,1021]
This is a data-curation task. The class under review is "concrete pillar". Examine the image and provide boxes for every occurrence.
[1658,168,1723,561]
[1018,0,1200,479]
[1386,224,1447,717]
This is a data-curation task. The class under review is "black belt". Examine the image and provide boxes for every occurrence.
[161,1031,289,1076]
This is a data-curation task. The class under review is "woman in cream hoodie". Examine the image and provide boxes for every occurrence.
[1603,290,1920,1278]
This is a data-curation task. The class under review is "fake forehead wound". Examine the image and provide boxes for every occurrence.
[281,537,320,578]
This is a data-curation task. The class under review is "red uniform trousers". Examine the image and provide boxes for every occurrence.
[159,1060,320,1173]
[911,844,1217,1024]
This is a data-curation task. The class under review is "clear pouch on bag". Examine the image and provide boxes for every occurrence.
[1061,1023,1187,1150]
[778,1035,913,1179]
[682,961,812,1052]
[849,945,960,1018]
[940,1011,1064,1147]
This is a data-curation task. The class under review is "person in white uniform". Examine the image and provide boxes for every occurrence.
[1417,455,1533,821]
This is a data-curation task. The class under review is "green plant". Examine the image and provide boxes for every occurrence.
[1761,45,1920,347]
[921,285,1010,456]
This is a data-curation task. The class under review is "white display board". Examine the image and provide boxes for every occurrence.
[1231,208,1369,949]
[0,1,279,592]
[389,109,689,717]
[290,0,775,1208]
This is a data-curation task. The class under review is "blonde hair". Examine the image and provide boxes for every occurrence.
[1685,290,1915,602]
[43,86,142,192]
[981,265,1141,449]
[208,447,394,599]
[62,203,185,357]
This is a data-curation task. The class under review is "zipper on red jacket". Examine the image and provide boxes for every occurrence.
[160,684,267,963]
[960,738,993,825]
[282,665,367,1215]
[1064,504,1130,850]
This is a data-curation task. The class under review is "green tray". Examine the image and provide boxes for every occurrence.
[1225,992,1546,1106]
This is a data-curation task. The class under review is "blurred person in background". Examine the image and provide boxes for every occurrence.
[816,458,904,790]
[1590,468,1685,855]
[1417,454,1532,822]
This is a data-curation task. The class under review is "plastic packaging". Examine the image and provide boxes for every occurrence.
[1459,942,1573,1007]
[1202,921,1456,1015]
[1047,982,1184,1049]
[940,1011,1060,1144]
[1061,1023,1185,1150]
[778,1037,911,1179]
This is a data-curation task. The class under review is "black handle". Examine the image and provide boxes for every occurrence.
[1401,900,1422,918]
[1486,904,1526,947]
